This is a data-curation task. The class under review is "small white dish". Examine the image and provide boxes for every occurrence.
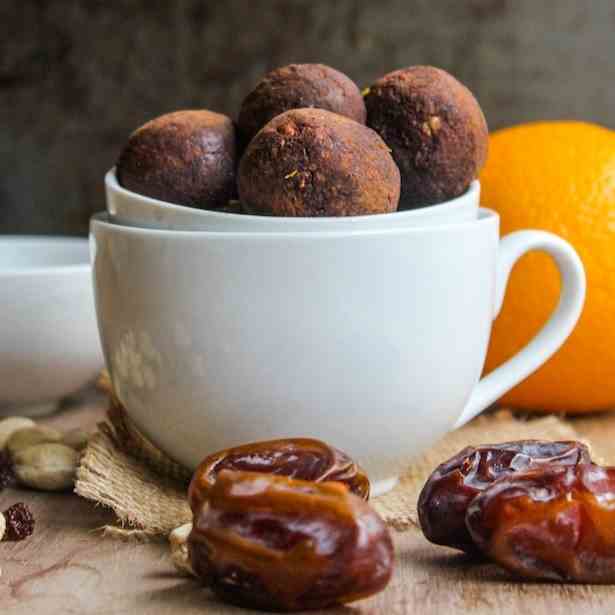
[91,210,585,494]
[105,168,479,232]
[0,237,104,416]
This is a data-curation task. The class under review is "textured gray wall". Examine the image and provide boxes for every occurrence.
[2,0,614,235]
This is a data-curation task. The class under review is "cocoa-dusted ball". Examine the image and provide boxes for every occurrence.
[237,63,366,147]
[365,66,488,209]
[238,108,400,217]
[117,110,237,210]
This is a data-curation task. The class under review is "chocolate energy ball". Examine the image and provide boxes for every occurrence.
[117,110,237,210]
[365,66,488,209]
[238,108,400,217]
[237,63,366,147]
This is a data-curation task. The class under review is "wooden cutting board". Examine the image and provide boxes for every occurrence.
[1,391,615,614]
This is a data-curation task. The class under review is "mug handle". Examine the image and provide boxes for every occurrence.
[454,230,586,428]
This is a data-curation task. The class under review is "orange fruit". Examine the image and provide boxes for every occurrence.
[480,121,615,413]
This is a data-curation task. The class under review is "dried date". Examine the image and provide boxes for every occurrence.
[189,470,393,611]
[188,437,370,513]
[466,463,615,583]
[417,440,590,553]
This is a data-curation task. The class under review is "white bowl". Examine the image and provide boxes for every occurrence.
[0,237,104,416]
[105,168,479,232]
[91,211,584,494]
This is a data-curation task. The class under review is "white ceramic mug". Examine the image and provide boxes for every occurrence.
[90,210,585,495]
[105,168,479,232]
[0,237,104,416]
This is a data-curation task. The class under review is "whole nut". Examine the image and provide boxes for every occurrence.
[62,428,90,452]
[6,426,62,458]
[0,417,36,450]
[169,523,196,577]
[13,443,79,491]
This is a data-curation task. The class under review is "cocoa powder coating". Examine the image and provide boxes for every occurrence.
[238,63,366,147]
[365,65,488,209]
[117,109,237,210]
[238,108,400,217]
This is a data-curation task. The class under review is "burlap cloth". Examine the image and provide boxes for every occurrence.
[75,378,585,539]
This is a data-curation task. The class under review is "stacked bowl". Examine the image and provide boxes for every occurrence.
[0,236,103,416]
[91,62,586,495]
[92,168,585,496]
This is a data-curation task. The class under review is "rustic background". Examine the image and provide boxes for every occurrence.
[2,0,614,235]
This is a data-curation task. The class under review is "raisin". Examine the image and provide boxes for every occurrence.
[3,502,35,541]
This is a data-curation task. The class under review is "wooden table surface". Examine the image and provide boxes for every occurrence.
[2,391,615,615]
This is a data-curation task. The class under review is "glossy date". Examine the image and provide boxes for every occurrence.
[417,440,590,553]
[189,470,393,611]
[188,437,370,513]
[466,463,615,583]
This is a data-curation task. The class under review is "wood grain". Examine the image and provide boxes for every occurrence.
[2,395,615,613]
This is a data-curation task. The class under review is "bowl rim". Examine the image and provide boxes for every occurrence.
[106,167,480,225]
[91,207,498,239]
[0,236,91,277]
